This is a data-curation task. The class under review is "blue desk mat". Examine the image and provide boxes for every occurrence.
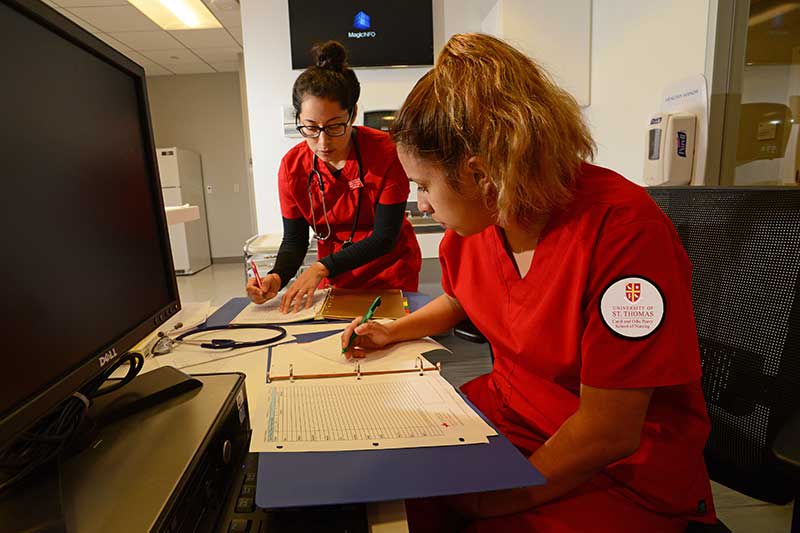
[255,402,545,508]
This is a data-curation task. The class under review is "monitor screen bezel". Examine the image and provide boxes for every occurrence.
[0,0,181,449]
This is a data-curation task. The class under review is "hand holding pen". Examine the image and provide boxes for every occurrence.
[341,296,394,359]
[245,261,281,304]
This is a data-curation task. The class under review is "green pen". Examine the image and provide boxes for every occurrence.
[342,296,382,355]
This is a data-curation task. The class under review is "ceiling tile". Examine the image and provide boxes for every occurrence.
[169,28,238,48]
[54,7,99,32]
[145,64,172,76]
[228,26,242,45]
[91,32,131,51]
[124,50,157,65]
[55,0,128,6]
[68,6,160,32]
[211,10,240,27]
[169,63,216,74]
[192,46,240,63]
[210,62,238,73]
[145,48,204,65]
[109,30,184,50]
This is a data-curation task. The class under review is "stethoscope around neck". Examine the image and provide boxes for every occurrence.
[307,129,365,248]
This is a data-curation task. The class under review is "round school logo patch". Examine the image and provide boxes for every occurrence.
[599,276,665,339]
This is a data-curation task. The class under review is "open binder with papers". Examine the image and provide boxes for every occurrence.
[259,336,497,453]
[199,297,546,508]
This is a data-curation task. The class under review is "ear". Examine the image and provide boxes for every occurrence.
[350,103,359,124]
[465,156,496,199]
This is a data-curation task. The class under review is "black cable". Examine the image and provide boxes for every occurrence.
[0,351,145,495]
[175,323,287,350]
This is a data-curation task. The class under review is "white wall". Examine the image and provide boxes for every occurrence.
[147,73,253,258]
[242,0,713,234]
[585,0,710,183]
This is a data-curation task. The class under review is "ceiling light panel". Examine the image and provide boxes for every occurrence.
[127,0,222,30]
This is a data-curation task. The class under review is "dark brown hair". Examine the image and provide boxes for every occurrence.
[392,33,595,225]
[292,41,361,118]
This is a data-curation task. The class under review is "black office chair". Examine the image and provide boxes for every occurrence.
[649,187,800,533]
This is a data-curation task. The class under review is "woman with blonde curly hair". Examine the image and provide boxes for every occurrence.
[341,33,716,532]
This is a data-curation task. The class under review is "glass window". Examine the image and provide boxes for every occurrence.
[728,1,800,186]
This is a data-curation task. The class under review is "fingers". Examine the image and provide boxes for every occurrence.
[341,316,362,351]
[245,278,267,304]
[264,274,280,300]
[304,287,315,309]
[280,284,299,313]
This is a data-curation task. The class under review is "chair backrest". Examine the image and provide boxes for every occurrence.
[648,187,800,504]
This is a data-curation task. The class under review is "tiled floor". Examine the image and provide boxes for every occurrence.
[178,261,793,532]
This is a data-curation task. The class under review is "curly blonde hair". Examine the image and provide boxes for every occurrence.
[392,33,595,226]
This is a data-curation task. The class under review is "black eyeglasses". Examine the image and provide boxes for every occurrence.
[296,111,353,138]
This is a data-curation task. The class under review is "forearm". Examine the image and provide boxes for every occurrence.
[269,217,310,289]
[454,387,651,519]
[386,294,467,343]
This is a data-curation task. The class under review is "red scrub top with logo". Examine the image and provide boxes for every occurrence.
[278,126,421,291]
[439,164,715,531]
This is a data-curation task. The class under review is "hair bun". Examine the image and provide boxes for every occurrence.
[312,41,348,72]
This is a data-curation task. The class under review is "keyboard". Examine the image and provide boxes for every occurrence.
[217,453,368,533]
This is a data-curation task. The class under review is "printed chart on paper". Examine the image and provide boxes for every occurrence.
[257,374,495,452]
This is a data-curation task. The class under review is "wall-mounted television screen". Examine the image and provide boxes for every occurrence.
[288,1,434,69]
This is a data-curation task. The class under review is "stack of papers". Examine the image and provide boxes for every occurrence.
[231,290,327,324]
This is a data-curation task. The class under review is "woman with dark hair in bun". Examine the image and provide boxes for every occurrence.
[246,41,422,312]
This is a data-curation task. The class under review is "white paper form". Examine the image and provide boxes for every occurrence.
[231,290,327,324]
[253,371,496,452]
[267,336,444,379]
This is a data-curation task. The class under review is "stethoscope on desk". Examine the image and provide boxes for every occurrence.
[149,322,287,356]
[308,129,365,248]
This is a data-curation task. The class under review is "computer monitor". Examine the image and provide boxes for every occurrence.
[0,0,180,450]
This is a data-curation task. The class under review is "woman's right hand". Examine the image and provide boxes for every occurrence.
[341,317,395,359]
[246,273,281,304]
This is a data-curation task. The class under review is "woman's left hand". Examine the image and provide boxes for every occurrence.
[280,262,329,313]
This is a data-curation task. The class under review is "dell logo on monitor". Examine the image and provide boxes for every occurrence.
[353,11,371,30]
[98,347,118,367]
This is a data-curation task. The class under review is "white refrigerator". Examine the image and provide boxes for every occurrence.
[158,147,211,275]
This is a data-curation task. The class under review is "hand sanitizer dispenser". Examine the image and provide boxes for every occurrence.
[643,112,697,186]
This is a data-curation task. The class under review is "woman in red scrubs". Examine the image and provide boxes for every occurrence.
[342,34,716,532]
[246,41,421,312]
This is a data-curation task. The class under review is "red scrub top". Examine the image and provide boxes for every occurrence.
[440,163,715,530]
[278,126,421,291]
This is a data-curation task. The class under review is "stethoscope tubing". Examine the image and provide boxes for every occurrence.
[307,129,366,245]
